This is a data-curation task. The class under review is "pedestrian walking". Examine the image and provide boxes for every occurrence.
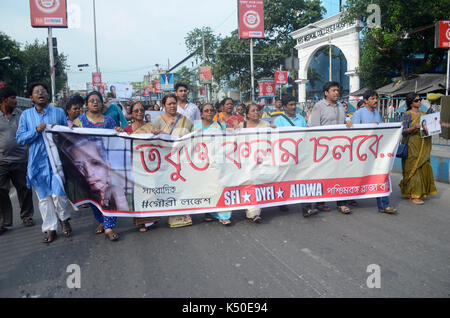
[16,82,72,243]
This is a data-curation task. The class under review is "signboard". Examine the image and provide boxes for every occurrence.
[199,66,213,84]
[258,79,276,98]
[154,80,161,93]
[29,0,68,28]
[107,82,133,99]
[435,20,450,48]
[92,72,102,87]
[275,71,288,85]
[45,123,402,217]
[238,0,264,39]
[420,112,442,138]
[160,73,178,91]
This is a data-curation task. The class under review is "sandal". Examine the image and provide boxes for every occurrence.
[316,203,331,212]
[303,208,319,217]
[139,225,149,232]
[204,213,214,222]
[59,219,72,237]
[95,223,104,234]
[379,206,398,214]
[105,229,119,241]
[338,205,352,214]
[43,230,57,243]
[251,215,262,223]
[22,218,34,227]
[410,198,424,205]
[219,219,231,226]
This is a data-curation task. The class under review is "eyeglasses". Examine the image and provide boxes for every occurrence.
[203,109,216,113]
[133,109,145,113]
[33,89,47,94]
[88,99,102,104]
[413,98,421,103]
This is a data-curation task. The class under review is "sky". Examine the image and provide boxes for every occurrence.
[0,0,340,90]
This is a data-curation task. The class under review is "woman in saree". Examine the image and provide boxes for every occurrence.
[72,91,124,241]
[400,92,437,205]
[125,101,162,232]
[194,103,231,226]
[153,94,194,227]
[213,97,244,129]
[237,104,276,223]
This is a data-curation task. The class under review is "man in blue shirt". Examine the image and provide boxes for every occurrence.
[16,82,73,243]
[274,97,317,217]
[347,89,398,214]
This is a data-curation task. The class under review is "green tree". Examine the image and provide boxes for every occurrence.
[185,26,220,65]
[342,0,450,88]
[176,66,198,91]
[22,39,68,97]
[214,0,325,99]
[0,32,25,95]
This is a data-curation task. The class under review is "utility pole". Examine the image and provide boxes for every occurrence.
[202,31,209,102]
[48,27,56,104]
[93,0,99,74]
[250,38,255,102]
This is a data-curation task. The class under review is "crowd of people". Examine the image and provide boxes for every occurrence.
[0,80,440,243]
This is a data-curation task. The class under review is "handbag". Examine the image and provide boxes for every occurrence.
[396,134,410,159]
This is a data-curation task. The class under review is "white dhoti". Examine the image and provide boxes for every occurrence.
[36,193,71,232]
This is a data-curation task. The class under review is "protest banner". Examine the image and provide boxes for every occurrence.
[420,112,441,138]
[107,82,133,99]
[44,123,402,218]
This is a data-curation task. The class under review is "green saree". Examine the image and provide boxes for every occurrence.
[400,111,437,199]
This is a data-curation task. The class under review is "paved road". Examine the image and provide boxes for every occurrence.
[0,173,449,298]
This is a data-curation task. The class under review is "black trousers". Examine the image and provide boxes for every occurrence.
[0,161,34,227]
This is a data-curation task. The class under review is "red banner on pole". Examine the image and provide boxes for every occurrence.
[275,71,288,85]
[198,66,213,83]
[258,80,276,98]
[435,21,450,48]
[154,80,161,93]
[29,0,68,28]
[92,73,102,87]
[238,0,264,39]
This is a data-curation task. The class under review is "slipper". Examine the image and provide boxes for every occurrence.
[95,223,104,234]
[303,208,319,217]
[219,219,231,226]
[22,218,34,227]
[59,219,72,237]
[410,198,424,205]
[251,215,262,223]
[105,230,119,241]
[316,203,331,212]
[338,205,351,214]
[43,230,57,243]
[379,206,398,214]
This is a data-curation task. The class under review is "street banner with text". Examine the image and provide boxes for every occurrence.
[44,124,402,217]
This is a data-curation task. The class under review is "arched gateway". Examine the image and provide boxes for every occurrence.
[289,12,362,102]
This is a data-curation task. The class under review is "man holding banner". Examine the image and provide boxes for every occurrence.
[16,82,72,243]
[347,89,398,214]
[309,81,352,214]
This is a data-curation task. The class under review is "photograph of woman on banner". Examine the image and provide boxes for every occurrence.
[153,94,193,228]
[124,101,161,232]
[109,85,117,99]
[420,119,429,137]
[213,98,244,129]
[194,103,231,226]
[236,103,277,224]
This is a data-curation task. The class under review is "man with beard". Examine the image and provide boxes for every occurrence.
[16,82,72,243]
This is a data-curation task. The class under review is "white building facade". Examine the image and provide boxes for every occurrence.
[289,12,362,102]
